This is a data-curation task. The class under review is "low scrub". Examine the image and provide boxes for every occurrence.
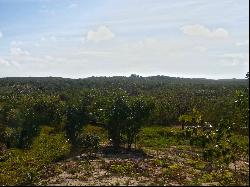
[137,126,188,148]
[0,126,71,185]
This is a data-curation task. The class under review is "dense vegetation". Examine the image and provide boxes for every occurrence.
[0,75,249,185]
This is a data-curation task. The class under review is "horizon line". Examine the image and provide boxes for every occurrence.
[0,74,248,81]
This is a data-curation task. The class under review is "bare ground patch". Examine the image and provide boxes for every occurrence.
[37,145,249,186]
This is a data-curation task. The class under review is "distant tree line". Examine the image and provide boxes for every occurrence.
[0,75,248,149]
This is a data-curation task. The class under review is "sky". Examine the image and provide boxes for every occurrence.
[0,0,249,79]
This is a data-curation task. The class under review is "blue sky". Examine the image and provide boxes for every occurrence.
[0,0,249,79]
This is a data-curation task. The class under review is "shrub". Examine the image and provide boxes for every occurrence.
[83,124,107,143]
[0,126,71,185]
[31,126,71,163]
[77,134,100,153]
[4,127,22,148]
[137,127,187,148]
[65,103,88,145]
[104,93,154,149]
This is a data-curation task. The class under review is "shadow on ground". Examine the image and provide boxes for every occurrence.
[100,146,152,159]
[72,145,153,161]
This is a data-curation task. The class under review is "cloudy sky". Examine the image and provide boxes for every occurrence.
[0,0,249,79]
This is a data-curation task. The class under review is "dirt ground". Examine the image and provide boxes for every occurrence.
[37,146,249,186]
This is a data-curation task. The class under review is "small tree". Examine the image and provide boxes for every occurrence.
[65,103,88,145]
[181,104,248,172]
[124,97,153,149]
[104,93,153,149]
[245,72,249,79]
[18,95,66,148]
[106,95,130,149]
[232,90,249,135]
[178,108,203,130]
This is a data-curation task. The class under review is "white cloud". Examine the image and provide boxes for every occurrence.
[50,36,57,42]
[80,37,86,43]
[11,47,30,57]
[79,50,113,57]
[0,31,2,39]
[181,24,229,38]
[192,46,207,53]
[0,56,9,66]
[34,43,41,47]
[8,46,65,67]
[39,8,55,15]
[40,36,57,42]
[220,53,246,59]
[10,47,31,65]
[219,53,249,66]
[69,3,78,8]
[2,36,247,79]
[86,26,115,42]
[236,40,249,46]
[40,37,46,41]
[10,40,24,47]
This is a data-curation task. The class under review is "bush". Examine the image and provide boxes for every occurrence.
[104,94,153,149]
[65,103,88,145]
[31,126,71,163]
[83,124,107,143]
[137,127,187,148]
[0,126,71,185]
[77,134,100,153]
[4,127,22,148]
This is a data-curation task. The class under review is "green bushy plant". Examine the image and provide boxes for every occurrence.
[78,134,100,153]
[65,103,88,145]
[181,106,248,171]
[103,92,154,149]
[0,126,71,186]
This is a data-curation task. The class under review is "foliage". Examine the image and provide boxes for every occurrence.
[31,126,71,162]
[137,127,187,148]
[0,75,248,185]
[0,126,71,185]
[109,161,135,176]
[232,90,249,135]
[0,95,66,148]
[77,134,100,153]
[65,103,88,145]
[103,93,153,149]
[105,93,130,148]
[124,96,154,149]
[182,99,249,171]
[82,124,108,143]
[3,127,22,148]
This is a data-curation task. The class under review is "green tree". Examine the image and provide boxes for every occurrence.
[18,95,66,148]
[124,97,153,149]
[65,103,88,145]
[245,72,249,79]
[104,92,153,149]
[106,94,130,149]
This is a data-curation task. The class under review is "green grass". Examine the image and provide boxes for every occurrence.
[137,126,188,149]
[82,124,108,143]
[81,125,189,149]
[0,126,71,185]
[1,125,248,185]
[230,134,249,155]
